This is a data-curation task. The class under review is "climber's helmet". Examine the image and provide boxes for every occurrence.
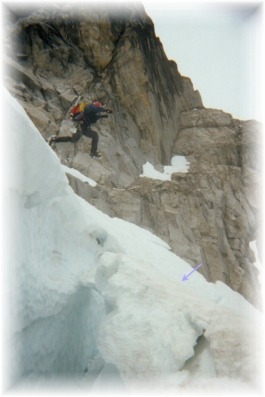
[93,101,102,107]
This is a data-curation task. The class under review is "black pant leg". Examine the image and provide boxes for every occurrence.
[83,127,99,153]
[70,125,83,143]
[53,136,72,143]
[50,124,83,144]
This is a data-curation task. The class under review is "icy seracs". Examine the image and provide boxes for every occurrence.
[4,91,262,393]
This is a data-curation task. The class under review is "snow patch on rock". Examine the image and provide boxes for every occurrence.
[62,165,97,187]
[140,155,190,181]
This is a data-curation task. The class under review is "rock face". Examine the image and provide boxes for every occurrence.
[4,4,262,307]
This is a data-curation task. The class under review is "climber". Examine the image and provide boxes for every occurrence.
[48,101,112,158]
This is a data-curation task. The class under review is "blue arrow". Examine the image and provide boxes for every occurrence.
[182,263,202,282]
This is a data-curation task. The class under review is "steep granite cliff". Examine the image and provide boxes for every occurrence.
[4,4,262,307]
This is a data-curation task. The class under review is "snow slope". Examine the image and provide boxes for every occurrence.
[4,90,263,394]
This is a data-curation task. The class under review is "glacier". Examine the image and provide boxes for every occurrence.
[3,90,263,394]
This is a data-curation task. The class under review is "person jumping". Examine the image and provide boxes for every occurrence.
[48,100,112,158]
